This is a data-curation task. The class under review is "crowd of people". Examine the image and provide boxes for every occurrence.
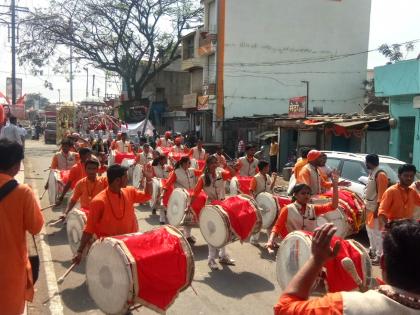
[0,124,420,314]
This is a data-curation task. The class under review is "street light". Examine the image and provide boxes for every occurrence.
[58,89,61,103]
[301,80,309,117]
[83,66,89,98]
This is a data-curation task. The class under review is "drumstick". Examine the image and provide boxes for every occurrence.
[48,217,65,226]
[39,189,47,200]
[41,204,56,211]
[190,284,199,296]
[57,262,77,284]
[341,258,365,291]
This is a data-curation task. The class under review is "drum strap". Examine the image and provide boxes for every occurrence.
[0,179,18,202]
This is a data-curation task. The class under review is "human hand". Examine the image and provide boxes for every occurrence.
[331,170,340,184]
[143,164,154,180]
[415,181,420,191]
[311,223,340,265]
[338,180,351,187]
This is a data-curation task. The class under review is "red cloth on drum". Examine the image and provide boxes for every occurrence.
[170,152,189,162]
[115,152,136,164]
[160,147,171,157]
[212,196,257,240]
[304,232,364,292]
[161,179,173,207]
[115,229,189,312]
[274,195,291,209]
[60,170,70,185]
[197,160,206,170]
[188,190,207,218]
[80,207,90,215]
[236,176,253,195]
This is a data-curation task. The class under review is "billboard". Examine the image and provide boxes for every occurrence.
[288,96,307,119]
[6,77,23,100]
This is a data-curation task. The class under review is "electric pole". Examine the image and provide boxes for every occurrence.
[70,47,73,102]
[301,80,309,117]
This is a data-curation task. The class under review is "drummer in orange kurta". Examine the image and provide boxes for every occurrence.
[293,147,310,178]
[73,164,153,264]
[0,139,44,315]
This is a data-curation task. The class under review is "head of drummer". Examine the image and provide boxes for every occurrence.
[398,164,417,188]
[175,156,191,170]
[85,159,100,181]
[174,137,182,147]
[307,150,323,167]
[143,143,150,154]
[152,150,160,160]
[258,160,270,175]
[290,183,312,204]
[78,147,92,164]
[61,138,72,154]
[121,132,128,143]
[165,131,172,140]
[0,139,24,177]
[204,155,218,173]
[197,138,203,150]
[107,164,129,190]
[245,144,256,159]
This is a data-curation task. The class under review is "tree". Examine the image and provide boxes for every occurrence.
[378,42,415,63]
[362,79,388,114]
[18,0,202,102]
[24,93,50,110]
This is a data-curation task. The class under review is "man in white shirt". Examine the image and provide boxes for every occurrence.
[18,124,27,149]
[0,116,22,145]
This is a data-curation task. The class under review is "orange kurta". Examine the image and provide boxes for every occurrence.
[70,176,108,209]
[366,172,389,228]
[274,293,343,315]
[379,183,420,221]
[272,203,334,238]
[297,165,332,190]
[0,174,44,315]
[293,158,308,178]
[68,162,87,188]
[84,187,151,237]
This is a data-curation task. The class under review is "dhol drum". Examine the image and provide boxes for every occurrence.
[121,158,136,185]
[149,178,162,210]
[167,188,207,226]
[256,193,291,229]
[276,231,372,295]
[66,208,89,255]
[229,176,253,195]
[86,226,194,314]
[48,170,69,204]
[190,159,206,171]
[108,151,115,167]
[114,152,136,165]
[199,195,262,248]
[131,164,143,189]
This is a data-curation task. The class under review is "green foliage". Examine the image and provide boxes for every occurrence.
[25,93,50,110]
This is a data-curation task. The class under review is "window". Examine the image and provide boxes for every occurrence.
[341,160,367,182]
[326,158,341,171]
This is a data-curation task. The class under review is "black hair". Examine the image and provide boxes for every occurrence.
[152,154,166,166]
[245,144,255,151]
[383,220,420,294]
[140,137,147,143]
[61,138,72,146]
[78,147,91,157]
[143,143,150,148]
[107,164,127,184]
[0,139,24,171]
[9,116,17,124]
[85,159,100,168]
[204,155,218,187]
[365,154,379,166]
[398,164,417,175]
[301,147,311,159]
[258,160,269,170]
[289,183,312,201]
[174,156,190,169]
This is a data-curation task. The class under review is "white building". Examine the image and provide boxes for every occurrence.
[192,0,372,141]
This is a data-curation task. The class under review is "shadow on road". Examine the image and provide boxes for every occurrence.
[190,244,208,261]
[44,226,70,247]
[60,282,97,313]
[197,269,275,298]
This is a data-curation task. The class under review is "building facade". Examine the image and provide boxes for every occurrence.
[375,59,420,168]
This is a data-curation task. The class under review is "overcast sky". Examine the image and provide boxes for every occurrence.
[0,0,419,103]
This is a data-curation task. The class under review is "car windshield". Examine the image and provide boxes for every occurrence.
[379,163,401,184]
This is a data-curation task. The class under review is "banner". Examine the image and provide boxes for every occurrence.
[6,78,22,100]
[288,96,307,118]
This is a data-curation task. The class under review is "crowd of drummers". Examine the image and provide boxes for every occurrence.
[1,126,420,315]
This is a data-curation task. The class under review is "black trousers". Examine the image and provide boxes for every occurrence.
[270,155,277,173]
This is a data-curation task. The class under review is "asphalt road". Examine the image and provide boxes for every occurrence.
[23,139,379,315]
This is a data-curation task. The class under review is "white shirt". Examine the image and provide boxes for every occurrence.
[18,127,27,137]
[0,124,22,145]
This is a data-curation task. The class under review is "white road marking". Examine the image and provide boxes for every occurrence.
[25,160,64,315]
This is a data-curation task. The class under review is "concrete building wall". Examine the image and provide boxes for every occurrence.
[223,0,371,119]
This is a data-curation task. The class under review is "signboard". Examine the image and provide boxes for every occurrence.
[182,93,197,109]
[288,96,307,118]
[6,78,22,100]
[197,95,209,110]
[413,96,420,109]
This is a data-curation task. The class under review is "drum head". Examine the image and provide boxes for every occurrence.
[287,174,296,195]
[229,177,239,195]
[199,206,230,248]
[108,152,115,166]
[190,159,198,169]
[167,189,189,226]
[256,192,278,229]
[149,178,161,209]
[48,171,57,205]
[66,209,87,255]
[132,165,143,189]
[276,231,312,290]
[86,238,134,315]
[316,209,350,238]
[121,159,135,168]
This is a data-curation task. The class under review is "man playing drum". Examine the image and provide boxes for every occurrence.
[189,138,207,161]
[191,155,236,270]
[379,164,420,228]
[363,154,389,265]
[265,173,339,250]
[136,143,153,166]
[213,145,227,169]
[236,144,259,177]
[161,156,202,243]
[274,220,420,315]
[60,159,108,219]
[73,164,153,264]
[56,148,92,206]
[50,138,78,171]
[156,131,174,148]
[297,150,349,195]
[171,137,189,154]
[115,131,132,153]
[249,160,277,198]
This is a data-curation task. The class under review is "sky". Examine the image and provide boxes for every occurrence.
[0,0,419,103]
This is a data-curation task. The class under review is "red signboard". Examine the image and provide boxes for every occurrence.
[288,96,307,118]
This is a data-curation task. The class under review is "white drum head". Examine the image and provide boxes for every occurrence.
[66,209,87,255]
[149,178,161,209]
[229,177,239,195]
[48,171,57,205]
[316,209,350,238]
[108,152,115,166]
[190,159,198,169]
[121,159,135,168]
[256,192,278,229]
[287,174,296,195]
[86,238,134,315]
[276,231,312,290]
[132,165,143,189]
[167,189,189,226]
[199,206,230,248]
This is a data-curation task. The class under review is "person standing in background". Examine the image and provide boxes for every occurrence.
[237,139,245,158]
[269,137,279,173]
[18,124,27,150]
[0,116,22,145]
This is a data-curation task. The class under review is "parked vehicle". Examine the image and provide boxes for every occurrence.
[44,122,57,144]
